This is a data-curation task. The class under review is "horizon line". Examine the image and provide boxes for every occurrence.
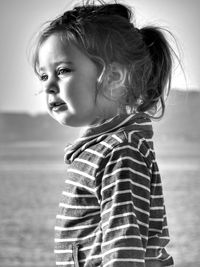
[0,88,199,115]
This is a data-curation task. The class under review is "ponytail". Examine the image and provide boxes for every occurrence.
[137,27,173,117]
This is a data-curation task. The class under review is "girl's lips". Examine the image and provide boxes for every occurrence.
[52,104,67,112]
[50,102,67,112]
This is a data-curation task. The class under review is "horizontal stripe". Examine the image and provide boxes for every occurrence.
[102,166,150,180]
[106,145,140,160]
[56,210,100,220]
[112,134,123,143]
[55,223,99,231]
[150,206,164,210]
[62,191,95,198]
[56,261,74,266]
[101,189,150,206]
[105,156,147,167]
[100,141,113,149]
[133,122,152,126]
[151,195,163,199]
[140,234,148,240]
[55,231,101,243]
[54,249,72,254]
[147,235,169,240]
[101,200,149,219]
[102,212,139,229]
[85,148,104,157]
[151,171,160,175]
[56,214,81,220]
[101,178,150,195]
[103,246,145,256]
[148,228,163,233]
[149,218,163,222]
[104,223,139,234]
[79,242,102,252]
[163,255,172,261]
[59,202,99,210]
[151,183,162,186]
[162,225,169,230]
[75,158,99,168]
[134,206,150,216]
[67,168,95,181]
[137,220,149,228]
[102,235,142,247]
[101,201,135,216]
[80,247,145,263]
[146,245,161,249]
[104,258,144,267]
[65,179,96,193]
[80,254,102,262]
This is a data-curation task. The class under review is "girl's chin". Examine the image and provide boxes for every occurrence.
[50,113,78,127]
[48,110,99,127]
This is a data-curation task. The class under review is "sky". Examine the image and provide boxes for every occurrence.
[0,0,199,113]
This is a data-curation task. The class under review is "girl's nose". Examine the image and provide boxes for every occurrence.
[45,79,59,94]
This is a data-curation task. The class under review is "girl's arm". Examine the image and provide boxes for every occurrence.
[97,141,169,267]
[97,142,151,267]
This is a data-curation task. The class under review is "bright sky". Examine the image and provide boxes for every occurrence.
[0,0,199,113]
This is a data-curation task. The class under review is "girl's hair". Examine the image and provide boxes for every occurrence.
[32,1,177,118]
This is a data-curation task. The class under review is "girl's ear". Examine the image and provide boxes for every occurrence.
[104,62,127,101]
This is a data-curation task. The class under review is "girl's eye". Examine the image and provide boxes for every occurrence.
[57,68,72,76]
[39,74,48,81]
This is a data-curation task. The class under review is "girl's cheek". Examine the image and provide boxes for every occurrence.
[60,78,72,93]
[62,82,76,98]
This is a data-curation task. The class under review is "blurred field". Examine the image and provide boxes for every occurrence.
[0,140,200,267]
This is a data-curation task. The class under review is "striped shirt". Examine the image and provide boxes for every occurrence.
[54,112,174,267]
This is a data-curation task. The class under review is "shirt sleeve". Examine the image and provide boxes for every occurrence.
[97,143,151,267]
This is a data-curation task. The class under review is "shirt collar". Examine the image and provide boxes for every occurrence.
[64,112,152,164]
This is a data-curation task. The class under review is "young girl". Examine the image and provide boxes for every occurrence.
[31,1,175,266]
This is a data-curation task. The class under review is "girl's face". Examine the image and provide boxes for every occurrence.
[37,34,118,127]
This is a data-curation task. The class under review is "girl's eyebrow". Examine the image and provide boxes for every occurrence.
[38,60,74,72]
[55,60,73,65]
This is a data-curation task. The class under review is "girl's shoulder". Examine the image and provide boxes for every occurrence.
[99,128,155,167]
[101,128,153,154]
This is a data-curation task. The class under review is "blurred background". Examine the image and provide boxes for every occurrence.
[0,0,200,266]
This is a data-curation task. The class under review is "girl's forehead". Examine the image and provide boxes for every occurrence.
[39,35,74,59]
[38,35,82,64]
[38,34,97,71]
